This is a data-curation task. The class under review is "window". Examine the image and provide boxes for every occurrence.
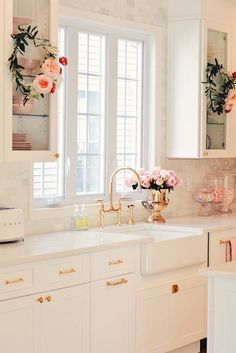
[33,19,150,206]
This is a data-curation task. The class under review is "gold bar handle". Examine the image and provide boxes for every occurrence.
[59,268,76,275]
[219,240,230,245]
[172,284,179,294]
[108,259,124,266]
[106,278,128,287]
[5,277,24,285]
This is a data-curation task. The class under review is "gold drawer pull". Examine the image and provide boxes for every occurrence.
[108,259,124,266]
[172,284,179,294]
[5,277,24,285]
[106,278,128,287]
[59,268,76,275]
[37,297,44,304]
[45,295,52,302]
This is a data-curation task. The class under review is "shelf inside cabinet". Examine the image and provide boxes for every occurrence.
[13,114,49,118]
[207,121,225,126]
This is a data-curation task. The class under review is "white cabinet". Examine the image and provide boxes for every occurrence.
[205,268,236,353]
[37,285,90,353]
[167,0,236,158]
[136,274,207,353]
[2,0,59,161]
[0,284,90,353]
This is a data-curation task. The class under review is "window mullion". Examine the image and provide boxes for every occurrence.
[106,34,119,191]
[65,26,78,203]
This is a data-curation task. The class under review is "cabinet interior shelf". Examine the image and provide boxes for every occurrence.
[13,114,49,118]
[207,121,225,126]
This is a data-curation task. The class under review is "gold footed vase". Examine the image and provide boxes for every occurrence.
[143,189,169,223]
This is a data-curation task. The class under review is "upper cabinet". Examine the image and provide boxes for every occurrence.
[167,0,236,158]
[3,0,59,162]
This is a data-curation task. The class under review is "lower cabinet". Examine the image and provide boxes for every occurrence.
[0,284,90,353]
[91,273,136,353]
[136,275,207,353]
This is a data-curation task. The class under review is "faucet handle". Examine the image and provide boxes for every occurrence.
[127,204,135,225]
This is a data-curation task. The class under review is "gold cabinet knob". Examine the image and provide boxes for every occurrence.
[37,297,44,304]
[172,284,179,294]
[53,152,60,159]
[203,151,208,157]
[45,296,52,302]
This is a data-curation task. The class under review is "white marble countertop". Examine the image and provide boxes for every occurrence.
[0,229,154,266]
[156,213,236,232]
[200,261,236,279]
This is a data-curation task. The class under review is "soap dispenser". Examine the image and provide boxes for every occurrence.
[72,204,89,231]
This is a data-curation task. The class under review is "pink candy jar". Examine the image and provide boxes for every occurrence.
[194,185,214,216]
[206,172,225,213]
[220,164,236,213]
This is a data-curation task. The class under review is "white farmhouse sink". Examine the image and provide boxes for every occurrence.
[102,223,206,275]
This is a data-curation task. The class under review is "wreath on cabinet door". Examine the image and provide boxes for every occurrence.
[8,25,68,105]
[203,58,236,115]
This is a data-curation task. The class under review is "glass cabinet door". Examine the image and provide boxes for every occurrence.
[4,0,58,161]
[206,28,228,151]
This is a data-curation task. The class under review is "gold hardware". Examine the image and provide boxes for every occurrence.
[53,152,60,159]
[37,297,44,304]
[108,259,124,266]
[106,278,128,287]
[5,277,24,285]
[97,167,141,227]
[59,268,76,275]
[45,296,52,302]
[172,284,179,294]
[127,204,135,225]
[219,240,231,245]
[203,151,208,157]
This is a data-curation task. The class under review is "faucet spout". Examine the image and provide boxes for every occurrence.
[108,167,141,210]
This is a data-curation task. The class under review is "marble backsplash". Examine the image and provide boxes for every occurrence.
[1,0,235,234]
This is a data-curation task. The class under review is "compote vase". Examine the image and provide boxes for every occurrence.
[146,189,169,223]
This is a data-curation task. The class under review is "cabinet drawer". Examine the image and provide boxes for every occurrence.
[35,254,90,289]
[209,228,236,266]
[0,268,33,294]
[91,246,138,280]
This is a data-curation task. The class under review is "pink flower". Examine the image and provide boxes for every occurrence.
[42,58,61,78]
[155,178,164,186]
[142,179,151,188]
[166,176,176,188]
[125,176,137,187]
[225,103,234,113]
[33,74,53,94]
[228,90,236,101]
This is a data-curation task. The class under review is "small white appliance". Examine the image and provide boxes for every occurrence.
[0,208,24,243]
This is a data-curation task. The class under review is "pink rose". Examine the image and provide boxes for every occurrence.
[42,58,61,78]
[228,90,236,101]
[166,176,176,188]
[33,74,53,94]
[155,177,164,186]
[142,179,151,188]
[225,103,233,113]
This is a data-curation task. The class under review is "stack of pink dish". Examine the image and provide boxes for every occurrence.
[12,133,32,150]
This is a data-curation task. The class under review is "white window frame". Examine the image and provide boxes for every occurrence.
[30,6,162,212]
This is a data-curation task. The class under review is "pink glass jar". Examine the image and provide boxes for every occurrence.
[206,172,225,213]
[220,166,236,213]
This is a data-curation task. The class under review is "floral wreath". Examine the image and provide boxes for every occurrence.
[8,25,68,105]
[203,58,236,115]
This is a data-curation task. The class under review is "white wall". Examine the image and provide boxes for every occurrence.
[1,0,235,235]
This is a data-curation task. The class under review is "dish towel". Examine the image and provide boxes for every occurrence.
[225,240,232,262]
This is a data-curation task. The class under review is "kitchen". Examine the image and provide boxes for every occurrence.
[0,0,236,353]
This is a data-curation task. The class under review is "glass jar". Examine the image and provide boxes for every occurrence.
[194,185,214,216]
[220,165,236,213]
[206,172,225,213]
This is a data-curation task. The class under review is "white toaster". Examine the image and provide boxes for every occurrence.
[0,208,24,243]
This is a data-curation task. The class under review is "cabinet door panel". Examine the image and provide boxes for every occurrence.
[171,277,207,349]
[91,273,135,353]
[38,284,90,353]
[0,295,36,353]
[136,284,171,353]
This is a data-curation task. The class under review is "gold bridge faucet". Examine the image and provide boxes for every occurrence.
[97,167,142,228]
